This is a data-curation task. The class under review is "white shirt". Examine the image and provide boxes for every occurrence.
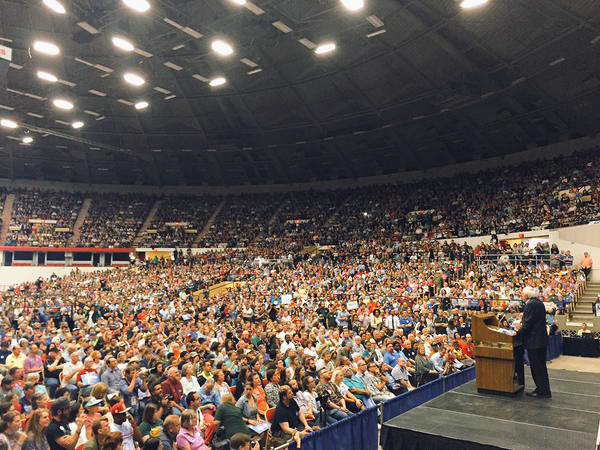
[62,361,83,385]
[111,421,135,450]
[384,315,401,330]
[181,376,201,396]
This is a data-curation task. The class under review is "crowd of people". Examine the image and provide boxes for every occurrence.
[0,229,585,449]
[0,149,599,249]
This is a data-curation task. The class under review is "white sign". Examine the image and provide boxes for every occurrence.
[281,294,292,305]
[0,45,12,62]
[347,301,359,310]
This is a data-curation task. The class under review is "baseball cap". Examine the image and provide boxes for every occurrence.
[85,398,103,407]
[110,403,131,415]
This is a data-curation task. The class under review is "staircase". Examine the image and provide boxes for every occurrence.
[193,199,226,248]
[0,193,16,244]
[571,281,600,322]
[69,197,92,245]
[133,199,161,247]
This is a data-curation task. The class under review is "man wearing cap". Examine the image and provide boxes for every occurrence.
[516,290,551,398]
[110,402,137,450]
[44,346,65,398]
[46,398,85,450]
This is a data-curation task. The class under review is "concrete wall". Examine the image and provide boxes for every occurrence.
[0,266,112,290]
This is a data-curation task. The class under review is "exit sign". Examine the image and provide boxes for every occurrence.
[0,45,12,62]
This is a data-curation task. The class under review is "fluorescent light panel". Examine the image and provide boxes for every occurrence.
[211,39,234,56]
[88,89,107,96]
[122,0,150,13]
[77,21,99,34]
[37,70,57,82]
[341,0,364,12]
[0,119,18,128]
[0,105,14,111]
[247,68,262,75]
[153,87,171,94]
[272,21,292,33]
[112,36,135,52]
[460,0,489,9]
[366,29,386,38]
[33,40,60,56]
[209,77,226,87]
[123,72,145,86]
[53,98,74,110]
[240,58,258,67]
[72,121,84,129]
[43,0,66,14]
[135,101,149,110]
[164,61,183,71]
[315,42,336,55]
[298,38,316,49]
[366,15,384,28]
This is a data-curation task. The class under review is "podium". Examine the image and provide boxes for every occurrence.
[472,313,524,395]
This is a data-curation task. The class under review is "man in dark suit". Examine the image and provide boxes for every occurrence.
[516,291,551,398]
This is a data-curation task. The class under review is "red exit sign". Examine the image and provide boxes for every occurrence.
[0,45,12,61]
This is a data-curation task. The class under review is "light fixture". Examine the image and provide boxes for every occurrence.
[340,0,364,12]
[53,98,74,110]
[42,0,66,14]
[112,36,135,52]
[0,119,18,129]
[209,77,227,87]
[33,40,60,56]
[22,136,33,144]
[72,121,84,129]
[460,0,489,9]
[122,0,151,13]
[229,0,247,5]
[123,72,145,86]
[211,39,234,56]
[314,42,336,55]
[134,101,149,110]
[37,70,58,83]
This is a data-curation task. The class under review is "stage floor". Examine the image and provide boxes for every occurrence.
[381,368,600,450]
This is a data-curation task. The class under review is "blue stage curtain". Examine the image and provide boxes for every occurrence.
[288,406,379,450]
[443,366,476,392]
[382,378,444,421]
[546,333,562,360]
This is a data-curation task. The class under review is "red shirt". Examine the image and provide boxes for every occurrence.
[162,377,184,402]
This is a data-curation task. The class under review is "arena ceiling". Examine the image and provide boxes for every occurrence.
[0,0,600,186]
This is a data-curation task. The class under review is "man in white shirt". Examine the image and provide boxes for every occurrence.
[384,309,402,331]
[62,352,83,397]
[110,403,136,450]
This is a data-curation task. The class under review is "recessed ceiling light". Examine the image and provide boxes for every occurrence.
[22,136,33,144]
[122,0,150,13]
[37,70,58,82]
[314,42,336,55]
[112,36,135,52]
[72,121,84,129]
[33,40,60,56]
[123,72,145,86]
[43,0,66,14]
[0,119,18,129]
[209,77,227,87]
[340,0,364,12]
[460,0,488,9]
[53,98,74,110]
[211,39,234,56]
[135,101,149,110]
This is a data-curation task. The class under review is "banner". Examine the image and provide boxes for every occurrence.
[28,219,57,224]
[347,300,359,310]
[145,229,157,234]
[55,227,71,232]
[8,225,20,231]
[185,229,197,233]
[165,222,189,227]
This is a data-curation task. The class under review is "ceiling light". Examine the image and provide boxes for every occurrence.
[22,136,33,144]
[72,121,84,129]
[53,98,74,110]
[37,70,58,82]
[123,72,145,86]
[33,40,60,56]
[209,77,227,87]
[211,39,234,56]
[43,0,66,14]
[340,0,364,12]
[135,101,149,110]
[0,119,18,129]
[112,36,135,52]
[230,0,247,5]
[460,0,489,9]
[314,42,336,55]
[122,0,150,13]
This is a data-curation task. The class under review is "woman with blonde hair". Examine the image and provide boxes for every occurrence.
[23,409,51,450]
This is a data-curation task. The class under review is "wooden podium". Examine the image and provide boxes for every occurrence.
[472,313,524,395]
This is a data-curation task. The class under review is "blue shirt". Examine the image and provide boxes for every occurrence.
[199,386,221,407]
[383,350,399,367]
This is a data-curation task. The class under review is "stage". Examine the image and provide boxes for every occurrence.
[381,368,600,450]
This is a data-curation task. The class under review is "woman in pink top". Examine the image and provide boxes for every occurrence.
[176,409,207,450]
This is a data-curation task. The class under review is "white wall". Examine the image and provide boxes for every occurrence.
[439,224,600,281]
[0,266,112,290]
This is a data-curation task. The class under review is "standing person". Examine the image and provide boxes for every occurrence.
[579,252,593,280]
[516,291,551,398]
[45,398,85,450]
